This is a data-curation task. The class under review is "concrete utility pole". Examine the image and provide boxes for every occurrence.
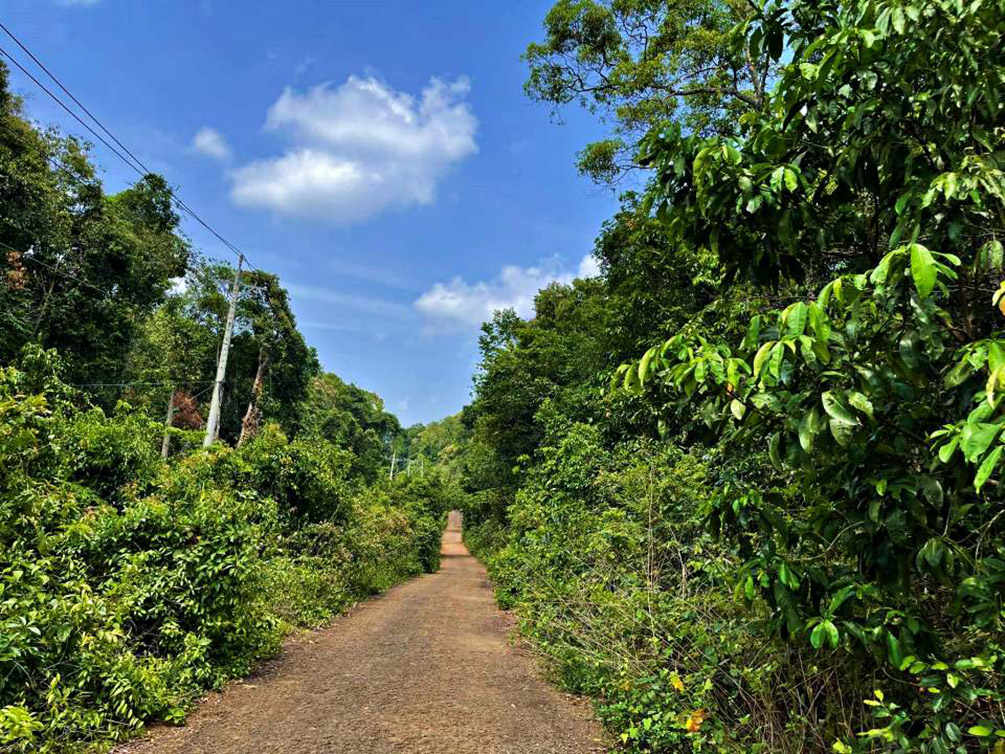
[389,447,397,481]
[161,387,175,459]
[203,256,243,447]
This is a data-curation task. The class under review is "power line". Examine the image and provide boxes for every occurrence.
[0,31,309,411]
[0,20,152,174]
[0,46,146,175]
[0,25,254,270]
[0,37,287,337]
[71,380,216,388]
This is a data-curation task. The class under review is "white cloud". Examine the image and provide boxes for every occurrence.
[578,254,601,279]
[192,127,232,161]
[230,75,477,224]
[415,254,600,330]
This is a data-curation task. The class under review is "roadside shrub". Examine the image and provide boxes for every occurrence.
[0,361,282,751]
[382,473,455,572]
[261,544,353,629]
[0,352,448,751]
[64,407,162,501]
[468,414,860,752]
[236,425,355,525]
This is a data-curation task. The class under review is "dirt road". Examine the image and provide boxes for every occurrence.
[120,511,605,754]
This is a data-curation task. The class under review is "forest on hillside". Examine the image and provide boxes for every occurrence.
[2,0,1004,752]
[448,0,1005,752]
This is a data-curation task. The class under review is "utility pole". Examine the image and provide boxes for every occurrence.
[204,256,242,447]
[161,387,175,459]
[389,447,397,481]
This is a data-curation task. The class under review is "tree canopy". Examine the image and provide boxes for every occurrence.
[524,0,773,183]
[465,0,1005,750]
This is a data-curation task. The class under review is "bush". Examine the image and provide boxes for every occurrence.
[0,361,281,751]
[235,425,355,525]
[0,352,448,751]
[466,414,878,752]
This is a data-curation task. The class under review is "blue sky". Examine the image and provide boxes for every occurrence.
[3,0,617,425]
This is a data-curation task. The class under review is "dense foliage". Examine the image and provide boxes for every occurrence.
[463,0,1005,752]
[0,349,450,752]
[4,0,1005,750]
[524,0,775,184]
[0,59,451,752]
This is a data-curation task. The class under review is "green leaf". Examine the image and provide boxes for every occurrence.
[623,364,639,392]
[811,619,839,649]
[827,584,856,616]
[730,399,746,420]
[892,6,905,33]
[784,167,798,192]
[990,342,1005,374]
[810,622,825,649]
[769,432,783,470]
[742,315,762,350]
[968,726,992,737]
[910,243,937,298]
[799,407,820,452]
[919,537,945,568]
[824,620,840,648]
[960,422,1001,462]
[753,341,774,379]
[886,631,902,667]
[829,419,856,446]
[769,342,785,378]
[987,365,1003,406]
[975,445,1003,492]
[770,166,785,192]
[818,281,834,308]
[638,345,658,385]
[822,392,859,426]
[785,302,809,337]
[848,391,874,419]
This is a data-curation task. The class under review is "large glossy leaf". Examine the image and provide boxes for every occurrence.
[822,391,859,426]
[753,341,774,379]
[960,422,1002,462]
[910,243,937,298]
[798,406,820,452]
[974,445,1002,492]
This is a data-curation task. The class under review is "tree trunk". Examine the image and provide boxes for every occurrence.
[238,347,270,447]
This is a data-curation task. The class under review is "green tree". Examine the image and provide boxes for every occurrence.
[297,372,402,481]
[465,279,612,497]
[596,192,723,361]
[409,413,470,481]
[624,0,1005,746]
[235,270,312,445]
[524,0,773,183]
[178,261,317,443]
[0,63,188,388]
